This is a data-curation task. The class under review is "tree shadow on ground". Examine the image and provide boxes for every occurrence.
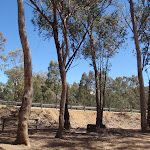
[40,128,150,150]
[0,127,150,150]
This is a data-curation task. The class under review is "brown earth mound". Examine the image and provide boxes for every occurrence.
[0,105,141,129]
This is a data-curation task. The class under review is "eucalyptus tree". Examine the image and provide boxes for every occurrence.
[78,72,89,105]
[46,60,70,128]
[0,82,6,99]
[29,0,70,137]
[81,6,126,127]
[78,71,95,106]
[68,82,79,105]
[107,76,140,109]
[95,12,126,126]
[138,1,150,70]
[27,0,97,137]
[33,76,43,102]
[4,49,24,101]
[0,32,6,70]
[125,75,140,109]
[137,1,150,127]
[129,0,150,131]
[46,60,61,104]
[32,71,47,103]
[55,0,115,127]
[16,0,33,146]
[5,67,24,101]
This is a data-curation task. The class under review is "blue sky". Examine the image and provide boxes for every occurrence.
[0,1,149,86]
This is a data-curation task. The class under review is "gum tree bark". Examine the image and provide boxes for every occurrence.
[16,0,33,145]
[52,0,67,138]
[29,0,68,138]
[147,80,150,126]
[29,0,91,138]
[130,0,147,131]
[64,87,71,130]
[89,29,101,127]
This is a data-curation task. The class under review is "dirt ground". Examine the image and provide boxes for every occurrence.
[0,106,150,150]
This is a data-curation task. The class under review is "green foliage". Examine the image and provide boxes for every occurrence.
[105,76,140,109]
[33,76,43,102]
[68,71,142,109]
[68,82,79,105]
[0,32,7,70]
[82,10,127,61]
[44,88,56,103]
[133,0,150,69]
[4,67,24,101]
[6,49,24,68]
[0,32,6,52]
[32,70,47,103]
[0,82,5,99]
[2,49,24,101]
[46,60,60,89]
[79,1,127,112]
[0,66,144,110]
[77,71,95,106]
[45,60,61,104]
[5,67,24,85]
[0,80,15,100]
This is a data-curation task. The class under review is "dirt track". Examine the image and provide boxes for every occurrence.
[1,106,150,150]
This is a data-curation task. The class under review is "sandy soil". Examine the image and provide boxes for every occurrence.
[0,105,150,150]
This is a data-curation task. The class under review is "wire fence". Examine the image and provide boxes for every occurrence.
[0,99,141,113]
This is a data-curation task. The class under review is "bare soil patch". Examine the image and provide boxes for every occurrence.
[0,105,149,150]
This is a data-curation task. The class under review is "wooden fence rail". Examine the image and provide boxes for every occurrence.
[0,99,141,113]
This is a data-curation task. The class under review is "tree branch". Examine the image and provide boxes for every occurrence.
[29,0,53,26]
[66,62,79,73]
[57,6,69,63]
[138,13,150,32]
[24,1,36,10]
[65,2,111,72]
[65,30,87,72]
[122,11,133,33]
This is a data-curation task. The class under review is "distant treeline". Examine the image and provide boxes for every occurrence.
[0,60,149,110]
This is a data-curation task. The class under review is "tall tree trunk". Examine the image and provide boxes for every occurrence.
[92,57,101,127]
[90,30,101,128]
[99,55,103,126]
[95,70,101,127]
[16,0,33,146]
[64,87,71,129]
[14,79,18,101]
[29,0,69,138]
[55,69,66,138]
[147,80,150,126]
[93,64,101,127]
[130,0,147,131]
[101,56,109,127]
[51,1,67,138]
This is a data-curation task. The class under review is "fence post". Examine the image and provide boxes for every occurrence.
[40,102,43,109]
[56,104,58,109]
[84,105,86,111]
